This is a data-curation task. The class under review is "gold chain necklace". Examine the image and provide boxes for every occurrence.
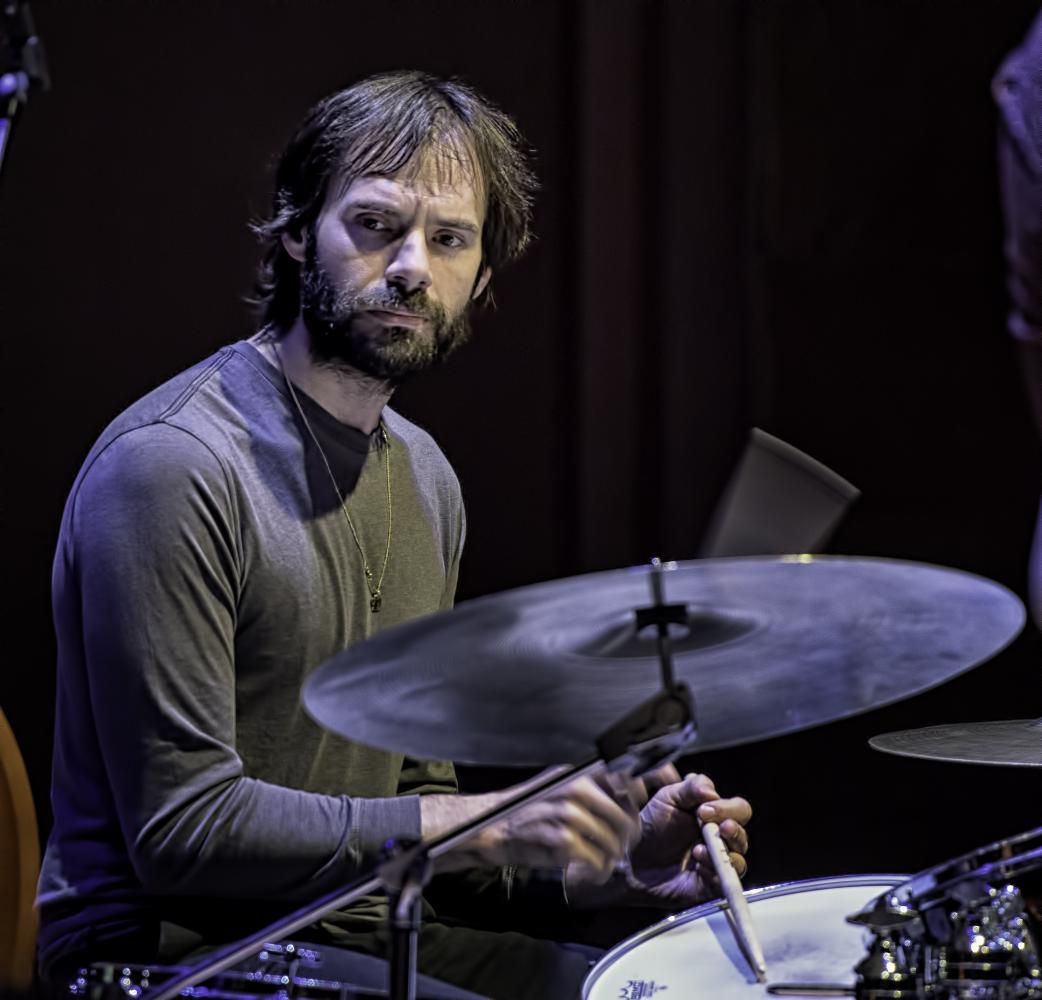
[275,344,393,613]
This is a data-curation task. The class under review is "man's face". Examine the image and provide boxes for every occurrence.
[284,152,491,381]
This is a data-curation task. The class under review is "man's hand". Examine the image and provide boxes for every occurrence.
[566,767,752,910]
[629,769,751,906]
[422,768,640,879]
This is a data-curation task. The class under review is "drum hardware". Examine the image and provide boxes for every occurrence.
[869,719,1042,768]
[70,943,386,999]
[765,986,856,996]
[0,1,51,178]
[846,893,925,999]
[847,829,1042,999]
[381,836,430,1000]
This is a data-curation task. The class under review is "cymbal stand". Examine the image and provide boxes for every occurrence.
[0,1,49,177]
[382,837,428,1000]
[149,560,697,1000]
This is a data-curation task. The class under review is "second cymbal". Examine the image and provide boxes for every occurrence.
[869,719,1042,767]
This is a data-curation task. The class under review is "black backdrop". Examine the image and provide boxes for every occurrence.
[2,0,1040,905]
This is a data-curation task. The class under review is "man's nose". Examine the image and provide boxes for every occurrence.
[385,229,432,294]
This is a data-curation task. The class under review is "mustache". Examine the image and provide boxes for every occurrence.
[338,286,446,323]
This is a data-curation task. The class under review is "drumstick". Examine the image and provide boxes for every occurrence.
[701,821,768,983]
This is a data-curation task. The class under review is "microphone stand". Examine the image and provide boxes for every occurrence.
[0,0,49,177]
[149,560,697,1000]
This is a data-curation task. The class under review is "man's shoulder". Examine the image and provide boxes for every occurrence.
[92,345,228,434]
[382,409,459,481]
[69,342,277,498]
[90,341,275,452]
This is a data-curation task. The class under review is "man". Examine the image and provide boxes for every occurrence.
[37,71,751,999]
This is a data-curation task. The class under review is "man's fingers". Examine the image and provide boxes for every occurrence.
[503,803,620,874]
[559,792,633,859]
[553,821,616,876]
[695,794,752,828]
[689,841,749,879]
[597,770,647,815]
[511,778,640,871]
[572,778,643,846]
[658,771,721,810]
[641,762,681,796]
[718,817,750,857]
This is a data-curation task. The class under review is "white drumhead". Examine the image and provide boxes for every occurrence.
[583,874,905,999]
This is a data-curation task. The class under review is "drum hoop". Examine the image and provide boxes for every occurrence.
[895,827,1042,904]
[583,872,906,999]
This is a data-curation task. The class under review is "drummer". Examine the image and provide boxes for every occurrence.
[36,71,751,999]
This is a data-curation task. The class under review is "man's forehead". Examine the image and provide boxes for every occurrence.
[333,149,486,221]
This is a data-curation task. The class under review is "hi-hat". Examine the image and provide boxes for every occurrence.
[869,718,1042,767]
[303,556,1025,766]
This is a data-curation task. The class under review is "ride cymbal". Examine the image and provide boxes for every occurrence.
[303,556,1025,766]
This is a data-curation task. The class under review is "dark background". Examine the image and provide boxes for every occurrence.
[1,0,1040,911]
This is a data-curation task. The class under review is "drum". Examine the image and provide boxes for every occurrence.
[583,874,905,999]
[852,827,1042,999]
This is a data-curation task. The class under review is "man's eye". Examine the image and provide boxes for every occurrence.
[436,233,465,249]
[358,216,389,231]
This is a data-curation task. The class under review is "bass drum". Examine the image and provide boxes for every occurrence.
[583,874,904,999]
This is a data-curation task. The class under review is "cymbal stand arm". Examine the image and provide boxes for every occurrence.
[595,558,699,775]
[648,557,678,690]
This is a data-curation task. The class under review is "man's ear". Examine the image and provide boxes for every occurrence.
[281,229,307,264]
[472,266,493,301]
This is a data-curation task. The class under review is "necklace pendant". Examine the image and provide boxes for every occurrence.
[370,594,382,613]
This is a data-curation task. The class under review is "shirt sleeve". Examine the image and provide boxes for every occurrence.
[60,422,420,899]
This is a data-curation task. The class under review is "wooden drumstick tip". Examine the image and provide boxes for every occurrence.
[701,820,768,983]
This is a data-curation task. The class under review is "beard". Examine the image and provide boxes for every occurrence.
[298,240,473,383]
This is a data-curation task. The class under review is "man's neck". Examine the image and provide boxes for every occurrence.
[251,321,393,434]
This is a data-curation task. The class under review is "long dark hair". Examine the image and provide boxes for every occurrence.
[251,70,538,329]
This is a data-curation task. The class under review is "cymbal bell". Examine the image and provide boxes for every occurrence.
[303,556,1025,766]
[869,719,1042,767]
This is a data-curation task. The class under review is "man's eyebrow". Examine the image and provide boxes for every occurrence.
[346,201,480,235]
[347,200,402,215]
[436,217,480,234]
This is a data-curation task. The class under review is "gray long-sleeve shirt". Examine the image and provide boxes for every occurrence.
[38,341,465,973]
